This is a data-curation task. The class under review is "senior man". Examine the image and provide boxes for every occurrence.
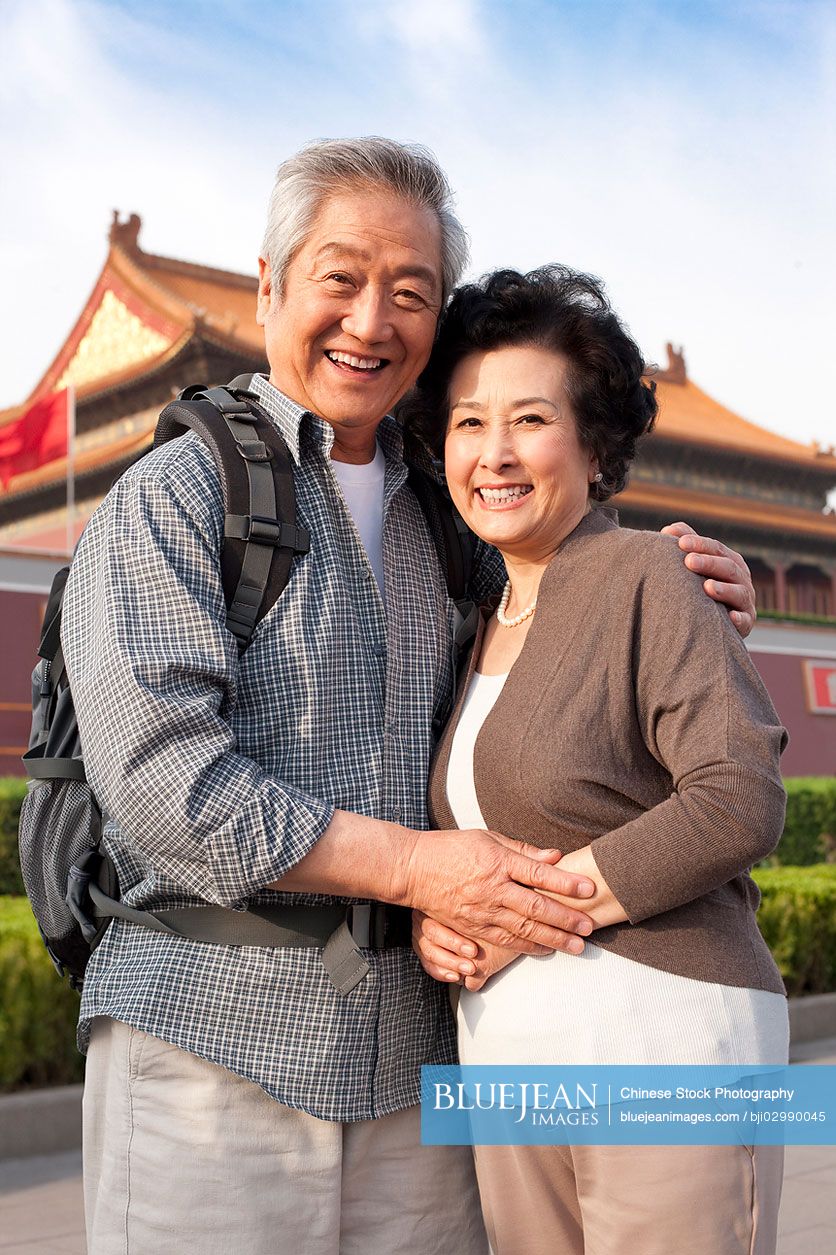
[63,137,757,1255]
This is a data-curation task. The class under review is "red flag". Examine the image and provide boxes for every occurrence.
[0,389,70,489]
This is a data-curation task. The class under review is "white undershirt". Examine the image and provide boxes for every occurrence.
[330,445,387,596]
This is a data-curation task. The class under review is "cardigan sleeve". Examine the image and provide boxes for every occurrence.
[589,535,787,924]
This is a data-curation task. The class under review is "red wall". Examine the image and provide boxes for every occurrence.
[1,586,833,781]
[750,650,836,777]
[0,588,46,776]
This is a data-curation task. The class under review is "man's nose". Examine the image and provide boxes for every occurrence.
[342,287,393,345]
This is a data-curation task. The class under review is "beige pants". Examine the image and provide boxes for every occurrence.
[473,1142,784,1255]
[83,1017,488,1255]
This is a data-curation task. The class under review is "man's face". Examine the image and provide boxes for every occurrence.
[257,187,443,436]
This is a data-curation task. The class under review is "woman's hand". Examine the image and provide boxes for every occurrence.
[412,911,520,990]
[541,845,629,927]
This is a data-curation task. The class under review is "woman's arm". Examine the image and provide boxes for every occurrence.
[589,536,786,923]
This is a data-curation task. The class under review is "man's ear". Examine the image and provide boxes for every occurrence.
[256,257,274,326]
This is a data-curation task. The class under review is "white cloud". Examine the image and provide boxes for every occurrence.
[1,0,834,466]
[380,0,485,52]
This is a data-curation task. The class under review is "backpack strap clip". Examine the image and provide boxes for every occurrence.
[225,514,311,552]
[236,440,273,463]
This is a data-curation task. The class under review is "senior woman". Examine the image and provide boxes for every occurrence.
[407,266,789,1255]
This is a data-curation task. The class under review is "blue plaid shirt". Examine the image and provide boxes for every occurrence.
[62,375,503,1121]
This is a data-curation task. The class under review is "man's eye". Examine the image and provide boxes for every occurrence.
[394,289,427,308]
[325,272,354,286]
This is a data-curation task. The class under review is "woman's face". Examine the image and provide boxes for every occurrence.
[444,344,597,563]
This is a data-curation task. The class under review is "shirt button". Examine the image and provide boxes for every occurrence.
[373,643,386,658]
[391,806,402,822]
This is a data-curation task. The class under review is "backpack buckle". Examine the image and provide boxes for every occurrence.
[246,515,282,545]
[236,441,273,463]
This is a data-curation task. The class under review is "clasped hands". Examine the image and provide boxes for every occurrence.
[406,829,624,992]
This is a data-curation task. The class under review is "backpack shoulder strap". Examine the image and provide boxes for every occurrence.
[154,377,310,650]
[406,464,474,603]
[406,464,479,664]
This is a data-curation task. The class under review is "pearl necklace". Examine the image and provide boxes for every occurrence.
[496,580,537,628]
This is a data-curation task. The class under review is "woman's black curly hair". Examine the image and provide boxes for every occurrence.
[399,265,658,502]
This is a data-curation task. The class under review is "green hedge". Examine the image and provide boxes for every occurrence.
[0,896,83,1091]
[0,869,834,1092]
[758,609,836,628]
[752,865,836,997]
[0,778,26,896]
[2,776,835,890]
[772,778,836,866]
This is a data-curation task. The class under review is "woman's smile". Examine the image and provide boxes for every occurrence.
[474,483,534,509]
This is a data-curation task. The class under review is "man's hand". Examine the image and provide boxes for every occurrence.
[403,829,595,956]
[661,522,756,637]
[271,813,594,950]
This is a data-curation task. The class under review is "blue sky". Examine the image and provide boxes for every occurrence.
[2,0,834,456]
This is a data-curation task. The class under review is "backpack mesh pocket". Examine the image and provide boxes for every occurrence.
[18,777,102,943]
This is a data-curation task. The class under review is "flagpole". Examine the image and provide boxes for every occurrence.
[65,384,76,556]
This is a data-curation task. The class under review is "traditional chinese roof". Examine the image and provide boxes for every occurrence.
[1,218,834,548]
[619,477,836,542]
[651,345,836,473]
[0,211,261,427]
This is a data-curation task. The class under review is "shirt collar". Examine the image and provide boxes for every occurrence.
[249,373,405,468]
[248,374,310,466]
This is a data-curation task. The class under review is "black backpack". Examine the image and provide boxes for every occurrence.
[18,375,477,990]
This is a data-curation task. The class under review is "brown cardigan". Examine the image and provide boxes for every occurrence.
[429,508,787,994]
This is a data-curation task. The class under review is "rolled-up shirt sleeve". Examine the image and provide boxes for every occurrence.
[61,449,334,908]
[590,539,788,924]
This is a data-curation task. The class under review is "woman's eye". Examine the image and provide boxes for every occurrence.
[518,413,546,426]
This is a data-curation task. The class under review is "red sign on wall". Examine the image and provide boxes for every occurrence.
[803,661,836,715]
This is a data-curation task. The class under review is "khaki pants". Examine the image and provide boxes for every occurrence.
[473,1142,784,1255]
[83,1017,488,1255]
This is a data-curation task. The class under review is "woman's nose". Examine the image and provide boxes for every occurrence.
[479,426,517,470]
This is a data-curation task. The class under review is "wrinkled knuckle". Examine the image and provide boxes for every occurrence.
[527,859,547,888]
[526,893,548,921]
[516,915,539,941]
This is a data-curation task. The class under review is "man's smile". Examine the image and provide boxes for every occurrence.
[324,349,389,374]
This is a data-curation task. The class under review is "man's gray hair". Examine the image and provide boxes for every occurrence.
[261,137,469,305]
